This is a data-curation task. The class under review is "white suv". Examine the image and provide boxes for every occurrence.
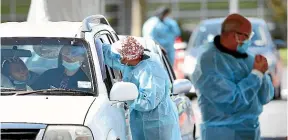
[0,15,138,140]
[0,15,194,140]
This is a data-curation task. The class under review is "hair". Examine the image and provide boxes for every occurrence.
[155,7,171,21]
[2,57,26,76]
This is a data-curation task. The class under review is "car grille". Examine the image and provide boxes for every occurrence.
[1,129,40,140]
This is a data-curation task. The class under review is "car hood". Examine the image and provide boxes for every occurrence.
[0,96,95,124]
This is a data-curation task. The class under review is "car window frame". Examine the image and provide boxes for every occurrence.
[153,43,176,83]
[162,51,176,83]
[0,37,98,95]
[93,31,122,90]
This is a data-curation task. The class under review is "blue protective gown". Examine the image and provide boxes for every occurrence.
[102,43,182,140]
[191,42,274,140]
[142,17,181,66]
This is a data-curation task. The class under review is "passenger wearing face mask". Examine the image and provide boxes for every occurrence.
[31,46,89,90]
[2,57,38,90]
[191,14,274,140]
[142,6,181,66]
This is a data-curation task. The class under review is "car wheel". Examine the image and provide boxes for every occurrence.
[192,124,196,140]
[274,85,282,100]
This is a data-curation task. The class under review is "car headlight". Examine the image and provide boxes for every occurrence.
[43,125,93,140]
[183,55,197,75]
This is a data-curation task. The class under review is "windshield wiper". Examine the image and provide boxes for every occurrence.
[1,88,26,92]
[15,88,95,96]
[1,88,27,95]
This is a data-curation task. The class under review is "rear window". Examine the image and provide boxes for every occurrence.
[189,22,269,48]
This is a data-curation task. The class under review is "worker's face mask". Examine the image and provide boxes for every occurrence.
[237,40,251,53]
[235,32,253,53]
[62,60,81,72]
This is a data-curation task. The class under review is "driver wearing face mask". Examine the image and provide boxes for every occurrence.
[31,45,89,90]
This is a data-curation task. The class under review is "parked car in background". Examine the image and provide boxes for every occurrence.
[174,37,187,79]
[119,35,196,140]
[183,18,286,99]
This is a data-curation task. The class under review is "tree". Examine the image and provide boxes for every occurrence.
[265,0,287,40]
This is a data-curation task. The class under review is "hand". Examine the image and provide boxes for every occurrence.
[253,55,268,73]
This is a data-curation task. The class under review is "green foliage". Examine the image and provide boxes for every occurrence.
[279,48,287,65]
[265,0,287,40]
[267,0,287,23]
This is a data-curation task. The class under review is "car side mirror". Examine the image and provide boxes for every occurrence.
[172,79,192,95]
[274,39,287,49]
[110,82,139,102]
[174,42,188,50]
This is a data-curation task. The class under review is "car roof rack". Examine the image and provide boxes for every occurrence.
[81,15,110,32]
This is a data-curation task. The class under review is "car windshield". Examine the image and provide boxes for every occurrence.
[189,22,268,48]
[1,37,94,95]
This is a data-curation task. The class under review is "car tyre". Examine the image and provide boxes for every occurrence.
[274,85,282,100]
[192,124,196,140]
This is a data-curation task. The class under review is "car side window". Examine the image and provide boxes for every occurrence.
[95,36,107,80]
[99,34,122,82]
[112,32,119,41]
[94,32,122,93]
[161,50,176,84]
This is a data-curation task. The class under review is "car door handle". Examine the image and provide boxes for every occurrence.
[124,102,129,111]
[111,102,124,108]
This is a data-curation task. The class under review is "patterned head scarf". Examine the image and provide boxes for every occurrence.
[112,36,144,60]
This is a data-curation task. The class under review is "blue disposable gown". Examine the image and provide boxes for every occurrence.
[102,43,182,140]
[142,17,181,66]
[192,43,274,140]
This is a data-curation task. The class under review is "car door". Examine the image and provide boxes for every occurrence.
[157,44,196,139]
[86,26,128,139]
[99,31,133,140]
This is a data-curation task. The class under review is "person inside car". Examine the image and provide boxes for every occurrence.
[2,57,38,90]
[31,45,89,90]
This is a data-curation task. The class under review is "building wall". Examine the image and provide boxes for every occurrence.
[1,0,269,34]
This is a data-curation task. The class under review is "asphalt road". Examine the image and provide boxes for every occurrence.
[191,68,288,139]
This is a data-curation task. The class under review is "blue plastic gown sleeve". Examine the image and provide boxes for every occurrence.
[197,73,263,114]
[102,43,125,71]
[193,54,264,114]
[150,26,157,40]
[258,74,274,105]
[166,19,181,37]
[130,68,164,112]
